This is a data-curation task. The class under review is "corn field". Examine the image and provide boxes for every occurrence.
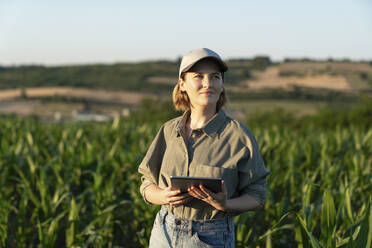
[0,116,371,247]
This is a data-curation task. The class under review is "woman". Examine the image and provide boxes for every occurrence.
[138,48,270,247]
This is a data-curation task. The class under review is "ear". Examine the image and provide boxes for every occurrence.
[179,78,185,92]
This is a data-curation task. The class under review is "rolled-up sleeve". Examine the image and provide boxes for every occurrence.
[138,124,167,205]
[237,133,270,207]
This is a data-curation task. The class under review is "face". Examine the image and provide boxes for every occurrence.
[179,60,223,110]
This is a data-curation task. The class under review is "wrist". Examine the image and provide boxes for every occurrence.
[159,188,168,205]
[222,199,230,212]
[213,199,229,212]
[145,185,168,205]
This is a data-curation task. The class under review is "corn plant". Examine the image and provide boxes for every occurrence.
[0,116,370,247]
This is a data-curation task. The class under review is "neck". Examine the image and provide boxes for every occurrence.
[188,105,217,130]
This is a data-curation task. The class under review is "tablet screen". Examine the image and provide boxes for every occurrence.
[170,176,222,193]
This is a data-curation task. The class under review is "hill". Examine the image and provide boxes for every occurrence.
[0,58,371,121]
[2,58,371,93]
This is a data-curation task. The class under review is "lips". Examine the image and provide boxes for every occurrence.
[200,91,213,95]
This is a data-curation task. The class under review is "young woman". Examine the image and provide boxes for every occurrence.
[138,48,270,247]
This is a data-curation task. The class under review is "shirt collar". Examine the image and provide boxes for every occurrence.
[203,109,227,137]
[176,110,190,137]
[176,109,227,138]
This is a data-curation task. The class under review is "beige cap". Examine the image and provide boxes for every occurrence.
[178,48,228,78]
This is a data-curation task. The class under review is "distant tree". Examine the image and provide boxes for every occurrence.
[228,58,253,63]
[300,57,312,62]
[20,88,27,99]
[251,56,271,70]
[360,72,368,80]
[242,69,251,78]
[132,98,179,123]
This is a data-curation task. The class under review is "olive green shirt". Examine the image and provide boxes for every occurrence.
[138,110,270,220]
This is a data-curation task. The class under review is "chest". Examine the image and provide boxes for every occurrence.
[159,131,244,191]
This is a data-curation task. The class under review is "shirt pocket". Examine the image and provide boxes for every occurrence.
[189,164,238,198]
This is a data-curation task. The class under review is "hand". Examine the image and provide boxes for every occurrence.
[160,187,192,206]
[188,180,227,211]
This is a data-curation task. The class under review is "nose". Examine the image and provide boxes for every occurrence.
[202,75,211,88]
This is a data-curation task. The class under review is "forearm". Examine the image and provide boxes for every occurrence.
[225,194,262,213]
[143,184,166,205]
[144,184,191,206]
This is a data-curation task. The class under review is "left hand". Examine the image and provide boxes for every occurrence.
[187,180,227,211]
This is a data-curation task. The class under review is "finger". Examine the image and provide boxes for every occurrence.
[167,189,182,196]
[170,194,190,202]
[172,192,188,197]
[169,193,190,201]
[170,187,182,192]
[188,186,209,197]
[199,185,212,195]
[221,180,227,193]
[198,185,212,197]
[191,186,207,199]
[187,189,199,199]
[187,187,202,199]
[167,186,177,192]
[170,196,193,206]
[199,185,214,199]
[184,196,193,202]
[191,186,205,197]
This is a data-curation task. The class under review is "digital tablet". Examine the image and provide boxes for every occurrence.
[170,176,222,193]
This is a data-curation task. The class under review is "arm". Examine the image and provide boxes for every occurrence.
[225,193,262,212]
[188,180,263,213]
[144,184,192,206]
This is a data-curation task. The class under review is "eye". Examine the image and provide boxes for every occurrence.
[213,74,221,79]
[193,74,203,79]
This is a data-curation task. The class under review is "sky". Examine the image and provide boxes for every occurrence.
[1,0,372,66]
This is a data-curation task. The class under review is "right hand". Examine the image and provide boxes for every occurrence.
[160,187,191,206]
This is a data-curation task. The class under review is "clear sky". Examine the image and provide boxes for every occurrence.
[1,0,371,65]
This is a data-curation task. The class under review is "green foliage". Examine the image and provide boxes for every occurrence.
[246,98,372,131]
[20,88,28,99]
[279,71,306,77]
[224,67,250,84]
[230,87,358,102]
[301,98,372,130]
[283,58,343,63]
[0,60,256,91]
[0,117,162,247]
[251,56,272,70]
[0,62,178,92]
[131,98,180,123]
[0,101,371,247]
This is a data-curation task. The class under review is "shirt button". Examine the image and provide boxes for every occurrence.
[175,219,181,225]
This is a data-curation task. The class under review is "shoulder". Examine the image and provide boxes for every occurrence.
[162,115,183,131]
[159,115,183,138]
[222,112,258,149]
[145,115,183,148]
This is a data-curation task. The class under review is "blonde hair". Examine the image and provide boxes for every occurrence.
[172,72,227,112]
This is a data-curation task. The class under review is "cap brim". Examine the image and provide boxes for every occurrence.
[180,56,228,77]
